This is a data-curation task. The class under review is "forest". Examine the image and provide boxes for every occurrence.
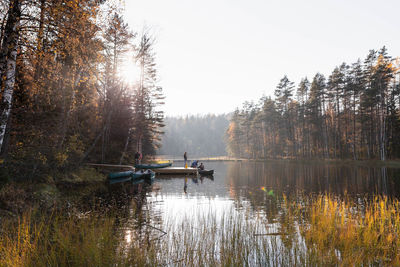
[227,47,400,160]
[0,0,164,181]
[158,114,229,157]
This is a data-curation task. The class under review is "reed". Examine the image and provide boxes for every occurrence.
[1,194,400,266]
[0,210,119,267]
[290,194,400,266]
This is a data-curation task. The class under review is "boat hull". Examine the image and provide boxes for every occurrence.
[108,171,134,180]
[198,169,214,176]
[108,170,155,183]
[135,162,172,169]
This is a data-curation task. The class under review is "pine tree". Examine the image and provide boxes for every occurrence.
[133,30,164,157]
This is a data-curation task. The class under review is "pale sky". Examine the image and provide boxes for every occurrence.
[124,0,400,116]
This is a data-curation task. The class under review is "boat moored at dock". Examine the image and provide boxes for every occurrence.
[153,167,198,175]
[135,162,173,169]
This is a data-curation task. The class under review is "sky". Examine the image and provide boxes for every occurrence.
[123,0,400,116]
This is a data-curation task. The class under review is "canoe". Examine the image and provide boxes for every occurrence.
[198,169,214,175]
[108,170,155,181]
[135,162,172,169]
[133,170,155,180]
[108,176,133,185]
[132,171,155,185]
[108,170,134,179]
[110,172,155,185]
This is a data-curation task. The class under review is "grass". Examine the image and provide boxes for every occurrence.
[1,194,400,266]
[0,210,118,267]
[290,194,400,266]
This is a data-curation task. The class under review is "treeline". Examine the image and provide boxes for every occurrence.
[159,114,229,157]
[0,0,164,180]
[227,47,400,160]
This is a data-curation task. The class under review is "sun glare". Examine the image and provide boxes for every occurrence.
[120,62,141,85]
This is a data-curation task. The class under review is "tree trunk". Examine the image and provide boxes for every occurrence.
[80,110,113,164]
[0,0,21,153]
[352,92,357,160]
[57,68,82,149]
[33,0,46,81]
[119,129,131,165]
[380,98,386,161]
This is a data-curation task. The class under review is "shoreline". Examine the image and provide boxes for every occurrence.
[155,156,400,168]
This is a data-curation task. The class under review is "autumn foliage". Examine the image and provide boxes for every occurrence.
[0,0,164,181]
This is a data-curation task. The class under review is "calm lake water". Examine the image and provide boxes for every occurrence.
[132,161,400,237]
[59,160,400,264]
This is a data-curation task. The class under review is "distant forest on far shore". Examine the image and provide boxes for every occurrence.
[227,47,400,161]
[158,115,230,157]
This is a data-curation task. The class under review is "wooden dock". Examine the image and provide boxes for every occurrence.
[153,167,198,175]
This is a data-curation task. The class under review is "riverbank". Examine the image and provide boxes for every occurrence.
[260,158,400,168]
[0,167,150,266]
[156,156,400,168]
[0,167,107,217]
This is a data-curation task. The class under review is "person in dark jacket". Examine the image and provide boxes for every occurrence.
[191,160,198,168]
[198,163,205,170]
[184,152,187,168]
[134,151,142,165]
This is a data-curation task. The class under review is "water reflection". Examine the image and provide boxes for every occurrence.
[139,161,400,235]
[87,161,400,265]
[227,161,400,200]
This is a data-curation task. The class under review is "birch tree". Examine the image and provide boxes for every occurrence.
[0,0,21,153]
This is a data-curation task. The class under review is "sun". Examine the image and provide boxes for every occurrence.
[120,60,141,85]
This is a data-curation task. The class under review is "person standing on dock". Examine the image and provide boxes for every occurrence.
[184,152,187,168]
[135,151,142,165]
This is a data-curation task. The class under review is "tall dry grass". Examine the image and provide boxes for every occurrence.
[1,194,400,266]
[0,210,118,267]
[290,194,400,266]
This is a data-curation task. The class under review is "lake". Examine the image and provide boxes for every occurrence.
[143,160,400,226]
[3,160,400,265]
[108,161,400,265]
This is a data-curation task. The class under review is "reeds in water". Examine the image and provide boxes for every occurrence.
[291,194,400,266]
[1,194,400,266]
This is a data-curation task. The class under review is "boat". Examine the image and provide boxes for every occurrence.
[108,170,155,181]
[134,170,156,181]
[153,167,197,175]
[108,176,133,185]
[108,170,134,179]
[198,169,214,176]
[135,162,172,169]
[132,170,155,185]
